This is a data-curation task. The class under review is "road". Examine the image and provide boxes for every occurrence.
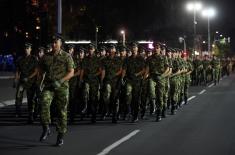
[0,73,235,155]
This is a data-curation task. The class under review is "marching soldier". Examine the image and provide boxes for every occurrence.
[38,34,74,146]
[14,43,38,123]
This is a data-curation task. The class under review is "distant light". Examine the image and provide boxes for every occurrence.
[216,31,219,34]
[148,43,154,49]
[25,32,29,35]
[103,40,118,44]
[138,41,154,44]
[203,41,206,44]
[36,26,40,30]
[65,40,91,44]
[120,30,125,34]
[220,34,223,37]
[202,8,216,18]
[212,44,215,48]
[186,2,202,11]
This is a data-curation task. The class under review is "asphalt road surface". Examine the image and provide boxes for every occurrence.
[0,73,235,155]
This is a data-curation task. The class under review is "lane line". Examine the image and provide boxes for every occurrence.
[0,98,27,108]
[187,96,196,101]
[97,130,140,155]
[208,83,214,88]
[198,89,206,95]
[0,76,14,79]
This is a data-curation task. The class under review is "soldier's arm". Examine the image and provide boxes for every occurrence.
[60,55,74,82]
[101,68,105,82]
[73,67,81,77]
[28,68,38,79]
[115,68,123,77]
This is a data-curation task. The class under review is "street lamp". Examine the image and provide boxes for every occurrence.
[120,30,126,46]
[179,37,187,53]
[202,7,216,54]
[186,2,203,52]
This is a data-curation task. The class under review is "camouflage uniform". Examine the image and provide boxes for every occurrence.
[39,50,74,134]
[81,55,101,123]
[123,55,145,122]
[146,53,169,120]
[184,59,193,104]
[15,55,38,120]
[101,56,123,122]
[169,57,180,114]
[211,57,221,85]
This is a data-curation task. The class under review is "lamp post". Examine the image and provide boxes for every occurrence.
[202,8,216,54]
[57,0,62,34]
[179,37,187,53]
[120,30,125,46]
[186,1,203,52]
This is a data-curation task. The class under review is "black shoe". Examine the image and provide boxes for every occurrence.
[56,133,64,147]
[40,125,51,142]
[161,111,166,118]
[91,117,96,124]
[112,117,117,124]
[171,106,176,115]
[156,116,161,122]
[132,117,139,123]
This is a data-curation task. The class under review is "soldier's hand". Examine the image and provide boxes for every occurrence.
[23,78,28,83]
[52,80,62,89]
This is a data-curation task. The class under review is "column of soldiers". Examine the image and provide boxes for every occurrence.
[14,35,234,146]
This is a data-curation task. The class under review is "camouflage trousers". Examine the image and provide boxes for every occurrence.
[15,82,37,116]
[125,79,142,118]
[82,79,100,118]
[102,79,120,118]
[213,69,220,84]
[151,76,165,111]
[184,75,191,102]
[40,86,69,134]
[170,76,180,104]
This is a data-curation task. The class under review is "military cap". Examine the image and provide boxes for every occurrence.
[88,43,96,50]
[38,46,45,51]
[130,42,138,47]
[25,42,32,48]
[118,45,127,52]
[153,42,161,48]
[99,46,107,51]
[108,44,116,50]
[79,47,85,53]
[68,44,75,49]
[52,33,63,41]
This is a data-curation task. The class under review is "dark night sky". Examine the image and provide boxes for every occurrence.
[1,0,235,51]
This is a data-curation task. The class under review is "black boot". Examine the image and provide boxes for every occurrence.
[161,106,166,118]
[56,133,64,147]
[27,112,34,124]
[171,104,176,115]
[156,109,162,122]
[184,96,188,105]
[40,125,51,142]
[150,99,156,115]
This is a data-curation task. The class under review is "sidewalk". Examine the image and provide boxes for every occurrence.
[0,71,14,79]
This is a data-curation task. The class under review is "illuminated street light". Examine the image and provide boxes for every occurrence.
[179,37,187,53]
[186,1,203,53]
[36,26,40,30]
[120,30,126,46]
[202,7,216,54]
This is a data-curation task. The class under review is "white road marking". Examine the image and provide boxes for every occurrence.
[0,76,14,79]
[208,83,214,88]
[187,96,196,101]
[97,130,140,155]
[0,98,27,107]
[198,89,206,95]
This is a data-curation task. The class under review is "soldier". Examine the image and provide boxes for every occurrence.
[122,42,145,122]
[145,42,169,122]
[100,44,123,123]
[38,34,74,146]
[183,53,193,105]
[169,50,182,115]
[211,55,221,85]
[67,44,79,123]
[202,55,212,85]
[79,43,102,123]
[14,43,38,123]
[160,45,172,118]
